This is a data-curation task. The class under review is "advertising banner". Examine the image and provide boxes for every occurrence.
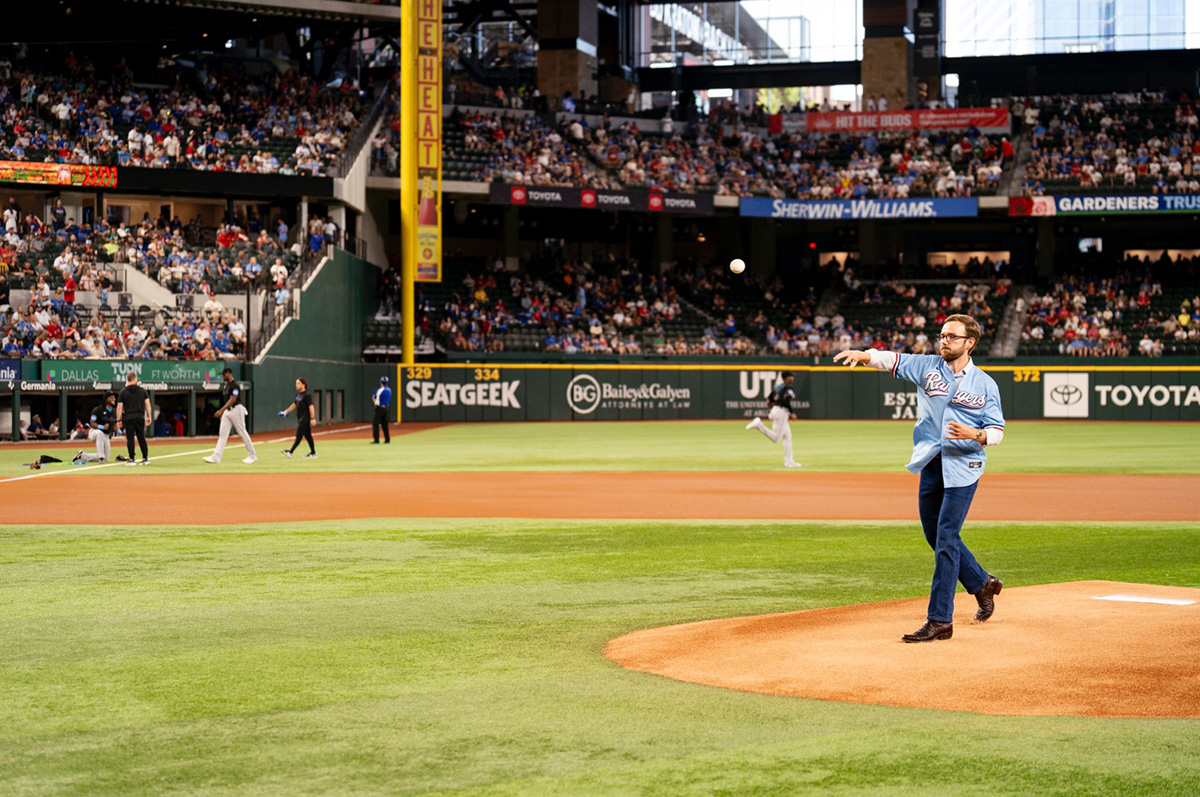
[0,358,18,383]
[398,364,809,423]
[1009,194,1200,216]
[40,360,238,383]
[488,184,714,215]
[740,197,978,220]
[805,108,1009,134]
[398,364,1200,423]
[0,161,117,187]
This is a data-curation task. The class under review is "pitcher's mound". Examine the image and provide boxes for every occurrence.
[606,581,1200,718]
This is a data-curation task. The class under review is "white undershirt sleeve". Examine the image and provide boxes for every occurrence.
[864,349,898,371]
[984,428,1004,446]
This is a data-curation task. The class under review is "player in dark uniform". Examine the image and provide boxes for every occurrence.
[203,367,257,464]
[279,377,317,458]
[745,370,801,468]
[115,372,151,465]
[74,391,117,463]
[372,376,392,444]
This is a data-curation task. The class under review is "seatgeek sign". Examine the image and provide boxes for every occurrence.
[740,197,978,220]
[1010,195,1200,216]
[488,183,713,214]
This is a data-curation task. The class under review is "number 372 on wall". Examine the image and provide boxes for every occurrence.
[1012,369,1041,382]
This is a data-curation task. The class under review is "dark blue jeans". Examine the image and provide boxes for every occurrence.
[918,455,988,623]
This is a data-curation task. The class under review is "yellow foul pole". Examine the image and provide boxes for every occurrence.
[399,0,417,366]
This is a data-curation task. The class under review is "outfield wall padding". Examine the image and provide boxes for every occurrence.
[248,249,384,432]
[398,364,1200,422]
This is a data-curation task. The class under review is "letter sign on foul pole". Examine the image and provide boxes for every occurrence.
[415,0,442,284]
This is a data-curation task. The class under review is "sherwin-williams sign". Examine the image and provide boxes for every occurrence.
[41,361,238,383]
[1009,195,1200,216]
[741,197,978,220]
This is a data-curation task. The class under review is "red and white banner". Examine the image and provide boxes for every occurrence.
[806,107,1010,134]
[1008,197,1058,217]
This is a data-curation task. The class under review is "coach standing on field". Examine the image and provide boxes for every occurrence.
[834,314,1005,643]
[372,376,391,444]
[279,377,317,459]
[203,367,258,464]
[115,372,151,465]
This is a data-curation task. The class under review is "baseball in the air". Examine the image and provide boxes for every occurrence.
[729,258,746,274]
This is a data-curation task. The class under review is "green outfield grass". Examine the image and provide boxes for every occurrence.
[2,517,1199,794]
[3,419,1198,476]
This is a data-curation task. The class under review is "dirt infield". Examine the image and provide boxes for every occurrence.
[606,581,1200,718]
[3,459,1195,720]
[0,471,1196,525]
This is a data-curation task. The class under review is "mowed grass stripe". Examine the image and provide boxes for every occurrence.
[1,517,1198,793]
[3,420,1197,475]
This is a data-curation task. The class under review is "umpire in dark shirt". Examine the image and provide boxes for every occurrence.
[116,372,151,465]
[372,376,392,444]
[279,377,317,458]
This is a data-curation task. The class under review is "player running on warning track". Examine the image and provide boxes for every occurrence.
[745,370,802,468]
[279,377,317,459]
[834,313,1005,643]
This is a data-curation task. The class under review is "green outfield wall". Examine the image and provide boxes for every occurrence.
[247,249,386,432]
[398,363,1200,423]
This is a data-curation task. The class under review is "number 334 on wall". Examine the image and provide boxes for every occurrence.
[1012,369,1041,382]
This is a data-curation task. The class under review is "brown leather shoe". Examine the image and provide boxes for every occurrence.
[973,575,1003,622]
[902,620,953,643]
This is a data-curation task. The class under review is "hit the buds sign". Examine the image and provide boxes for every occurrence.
[491,184,712,214]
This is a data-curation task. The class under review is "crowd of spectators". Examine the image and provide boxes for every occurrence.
[430,104,1009,199]
[1020,258,1200,356]
[0,51,367,176]
[677,256,1005,358]
[1017,91,1200,195]
[0,196,314,360]
[378,254,767,356]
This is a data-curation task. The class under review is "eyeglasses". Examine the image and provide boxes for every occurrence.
[935,333,972,343]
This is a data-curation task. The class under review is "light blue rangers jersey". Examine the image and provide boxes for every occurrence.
[880,352,1006,487]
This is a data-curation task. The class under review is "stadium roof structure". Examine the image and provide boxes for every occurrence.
[29,0,398,51]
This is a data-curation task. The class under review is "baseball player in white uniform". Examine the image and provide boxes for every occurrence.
[203,367,258,464]
[746,370,802,468]
[834,313,1005,643]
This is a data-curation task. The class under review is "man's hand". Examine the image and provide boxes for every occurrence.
[833,350,871,369]
[215,409,224,419]
[946,421,982,440]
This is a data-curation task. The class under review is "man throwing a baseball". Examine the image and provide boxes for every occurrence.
[833,314,1005,643]
[746,370,801,468]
